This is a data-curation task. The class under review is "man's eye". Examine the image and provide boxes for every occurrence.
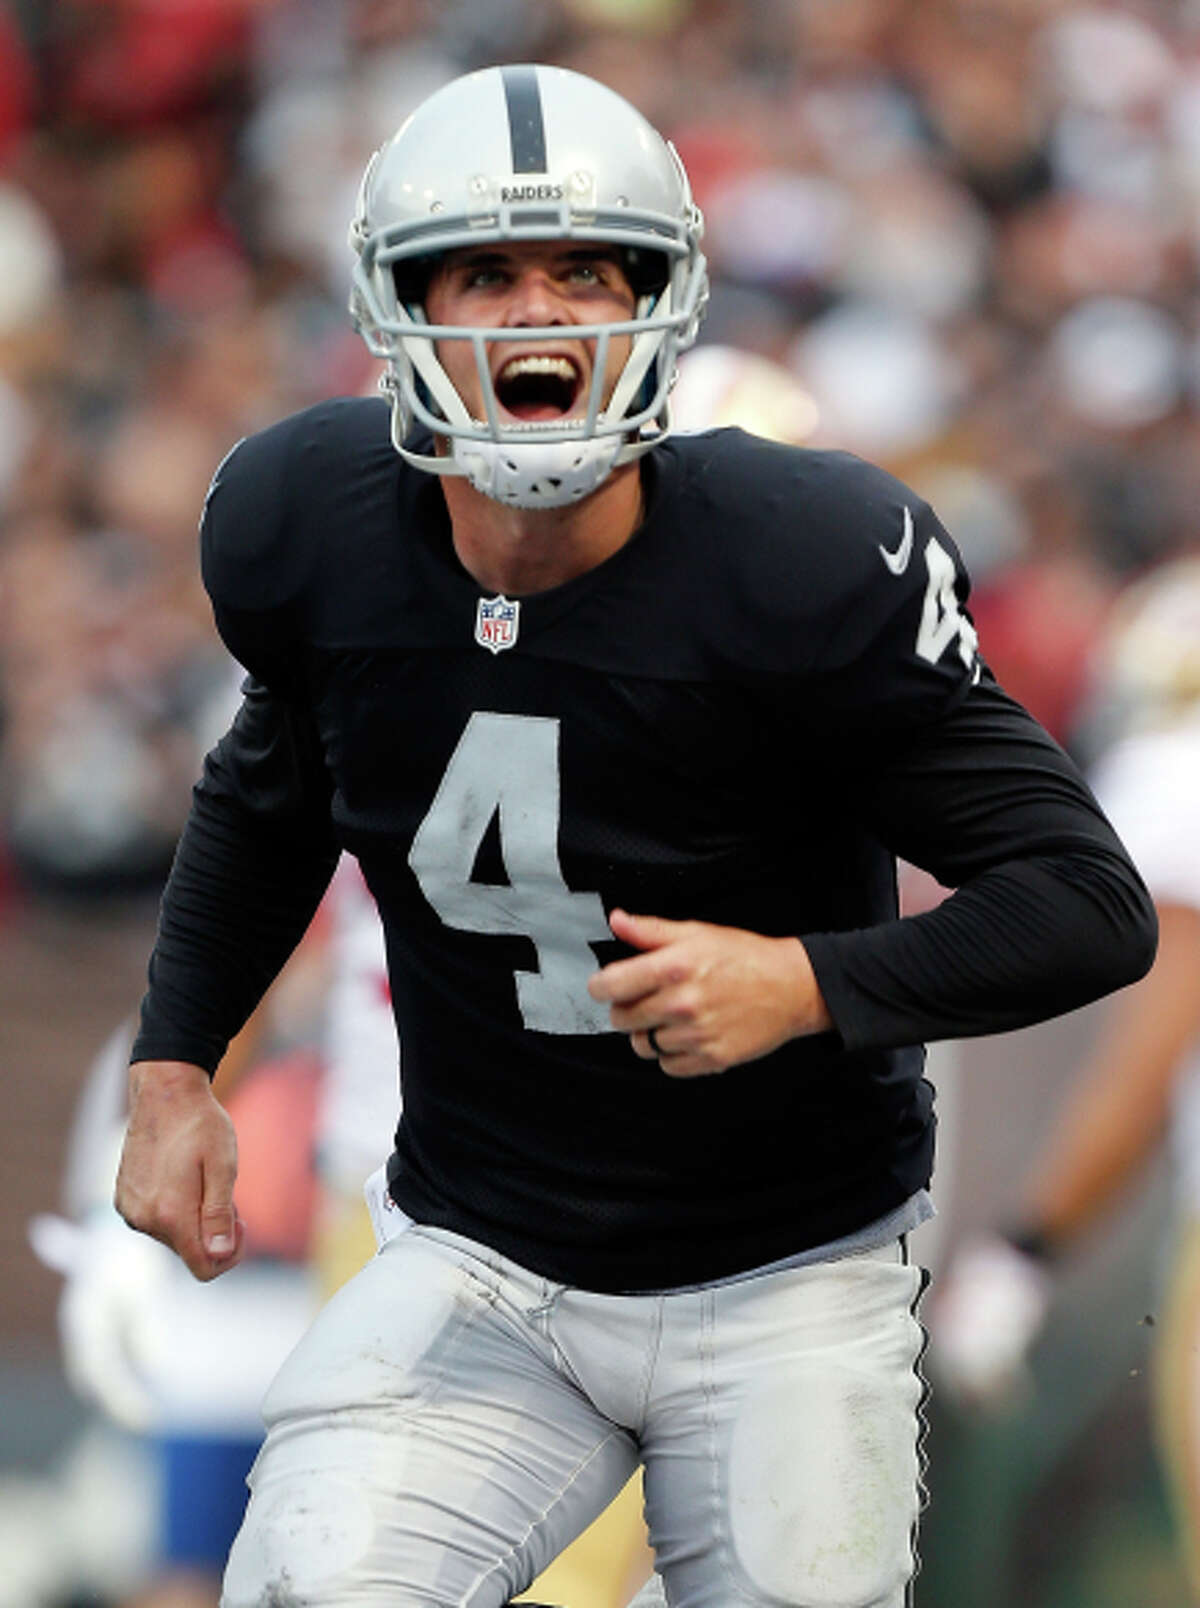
[567,263,601,283]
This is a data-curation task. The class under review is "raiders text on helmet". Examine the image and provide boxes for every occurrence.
[349,64,709,509]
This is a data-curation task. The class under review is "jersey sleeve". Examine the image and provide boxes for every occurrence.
[796,469,979,742]
[197,418,316,690]
[131,417,340,1072]
[130,677,339,1071]
[716,446,980,742]
[802,675,1158,1050]
[736,449,1155,1044]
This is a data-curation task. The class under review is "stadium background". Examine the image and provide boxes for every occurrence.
[0,1,1196,1603]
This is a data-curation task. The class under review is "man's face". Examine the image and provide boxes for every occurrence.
[422,239,637,428]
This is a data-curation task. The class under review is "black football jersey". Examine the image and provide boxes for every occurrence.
[133,398,1154,1290]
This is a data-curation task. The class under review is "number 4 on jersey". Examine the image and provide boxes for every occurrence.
[916,535,979,673]
[408,711,613,1035]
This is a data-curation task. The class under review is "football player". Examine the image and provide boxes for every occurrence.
[930,557,1200,1591]
[114,63,1155,1608]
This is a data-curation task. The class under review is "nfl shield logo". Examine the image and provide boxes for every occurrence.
[474,594,520,654]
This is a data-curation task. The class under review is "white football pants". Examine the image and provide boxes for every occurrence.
[221,1223,926,1608]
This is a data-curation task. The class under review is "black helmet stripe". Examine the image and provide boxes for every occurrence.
[501,65,548,174]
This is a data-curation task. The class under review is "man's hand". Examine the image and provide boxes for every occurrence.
[588,909,833,1077]
[927,1234,1053,1410]
[115,1061,245,1281]
[29,1208,173,1431]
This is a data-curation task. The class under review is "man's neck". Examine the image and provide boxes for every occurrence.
[440,461,645,596]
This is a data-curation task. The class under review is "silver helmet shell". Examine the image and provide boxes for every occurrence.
[349,64,708,509]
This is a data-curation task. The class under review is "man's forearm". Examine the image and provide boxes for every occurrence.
[132,780,339,1070]
[807,845,1157,1053]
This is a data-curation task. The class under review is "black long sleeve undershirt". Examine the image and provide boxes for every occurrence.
[131,679,339,1072]
[807,849,1153,1051]
[805,679,1157,1048]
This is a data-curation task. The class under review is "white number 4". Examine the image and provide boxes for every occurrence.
[916,536,979,672]
[408,712,613,1035]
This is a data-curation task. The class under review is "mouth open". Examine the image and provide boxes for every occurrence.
[494,354,584,422]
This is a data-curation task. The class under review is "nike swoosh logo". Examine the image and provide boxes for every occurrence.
[879,506,913,576]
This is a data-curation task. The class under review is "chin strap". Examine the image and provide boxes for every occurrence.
[602,287,671,423]
[453,434,626,508]
[400,322,476,432]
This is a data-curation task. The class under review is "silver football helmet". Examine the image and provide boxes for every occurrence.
[349,64,708,509]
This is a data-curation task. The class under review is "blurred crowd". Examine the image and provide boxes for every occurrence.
[2,0,1200,902]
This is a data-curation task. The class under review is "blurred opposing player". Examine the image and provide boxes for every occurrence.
[668,343,820,444]
[930,556,1200,1587]
[31,1008,323,1608]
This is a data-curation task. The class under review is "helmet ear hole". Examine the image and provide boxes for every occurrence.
[622,247,669,297]
[392,258,436,307]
